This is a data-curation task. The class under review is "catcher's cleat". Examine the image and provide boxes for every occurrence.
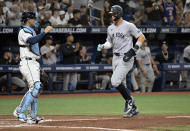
[27,116,44,124]
[18,113,27,122]
[13,107,19,118]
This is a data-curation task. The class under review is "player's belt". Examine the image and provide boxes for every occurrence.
[21,57,39,62]
[114,53,127,56]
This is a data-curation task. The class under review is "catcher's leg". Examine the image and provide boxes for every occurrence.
[16,82,42,122]
[27,96,43,124]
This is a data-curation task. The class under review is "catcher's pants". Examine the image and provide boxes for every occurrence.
[111,55,134,88]
[140,64,155,92]
[19,59,40,91]
[63,72,77,90]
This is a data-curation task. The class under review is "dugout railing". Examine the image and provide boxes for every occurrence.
[0,63,190,94]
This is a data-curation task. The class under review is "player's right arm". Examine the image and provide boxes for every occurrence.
[97,27,113,51]
[26,26,53,45]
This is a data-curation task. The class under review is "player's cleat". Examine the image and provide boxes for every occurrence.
[124,98,134,114]
[123,105,139,118]
[27,116,44,124]
[18,113,27,122]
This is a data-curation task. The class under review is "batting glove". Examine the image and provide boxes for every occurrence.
[123,45,140,62]
[97,44,104,51]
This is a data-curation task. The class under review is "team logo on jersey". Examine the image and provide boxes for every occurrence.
[113,32,127,39]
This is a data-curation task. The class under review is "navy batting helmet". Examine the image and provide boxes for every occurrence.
[109,5,123,21]
[21,11,36,23]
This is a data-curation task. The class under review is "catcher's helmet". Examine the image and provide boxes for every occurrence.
[21,11,36,23]
[109,5,123,21]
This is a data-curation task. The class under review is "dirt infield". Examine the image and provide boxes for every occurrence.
[0,92,190,131]
[0,114,190,131]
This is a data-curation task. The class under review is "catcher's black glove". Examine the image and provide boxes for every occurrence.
[123,45,139,62]
[40,69,49,87]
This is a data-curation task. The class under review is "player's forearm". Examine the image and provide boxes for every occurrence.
[103,41,112,49]
[137,34,146,46]
[26,32,46,45]
[133,34,145,51]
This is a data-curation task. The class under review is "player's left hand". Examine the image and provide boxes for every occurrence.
[123,48,136,62]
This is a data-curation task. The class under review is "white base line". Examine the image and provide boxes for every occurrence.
[0,118,137,131]
[0,125,135,131]
[0,117,120,122]
[166,116,190,118]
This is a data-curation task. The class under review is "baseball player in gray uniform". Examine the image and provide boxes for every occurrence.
[13,11,52,124]
[97,5,146,117]
[136,40,160,92]
[183,41,190,88]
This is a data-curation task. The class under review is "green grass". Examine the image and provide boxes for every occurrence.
[148,125,190,131]
[0,94,190,115]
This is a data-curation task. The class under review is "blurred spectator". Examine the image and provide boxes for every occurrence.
[65,4,74,22]
[8,4,21,26]
[130,9,145,26]
[81,13,90,26]
[80,5,88,16]
[56,11,68,26]
[77,45,91,89]
[50,10,60,26]
[184,0,190,13]
[100,0,112,27]
[61,0,73,10]
[5,0,12,9]
[95,49,111,90]
[62,34,80,91]
[0,4,7,26]
[155,41,175,64]
[136,40,160,92]
[183,41,190,88]
[163,0,175,26]
[68,9,82,27]
[155,41,177,88]
[80,5,90,26]
[175,0,184,26]
[37,6,45,22]
[184,0,190,26]
[40,35,60,91]
[78,45,91,64]
[40,35,60,65]
[52,0,61,10]
[144,0,164,26]
[0,50,26,91]
[40,13,51,27]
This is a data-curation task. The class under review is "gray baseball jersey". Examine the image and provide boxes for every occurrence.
[107,21,142,54]
[40,45,57,65]
[183,45,190,61]
[136,47,151,65]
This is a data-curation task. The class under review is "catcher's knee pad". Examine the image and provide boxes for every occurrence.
[31,81,41,97]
